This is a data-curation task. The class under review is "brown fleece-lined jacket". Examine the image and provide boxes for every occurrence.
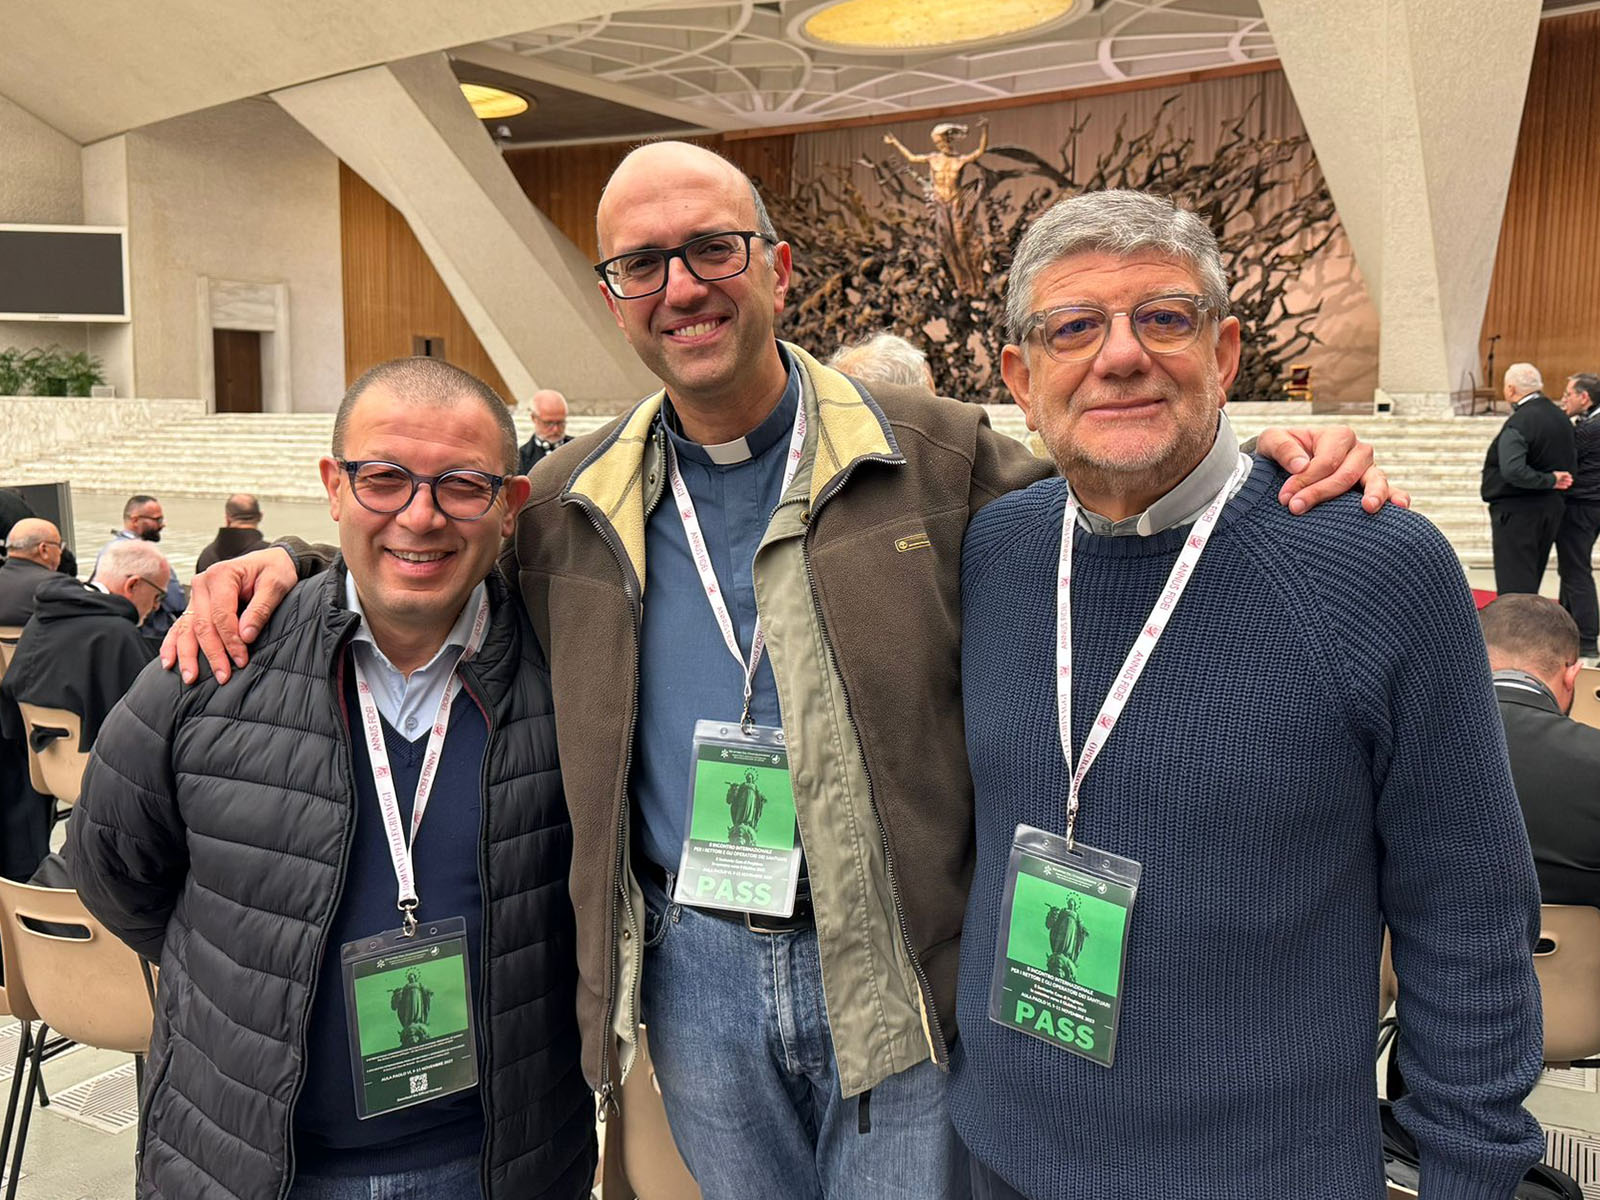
[507,344,1051,1106]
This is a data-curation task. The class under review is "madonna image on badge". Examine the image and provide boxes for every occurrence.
[354,953,469,1056]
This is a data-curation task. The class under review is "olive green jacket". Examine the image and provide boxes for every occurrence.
[510,343,1051,1106]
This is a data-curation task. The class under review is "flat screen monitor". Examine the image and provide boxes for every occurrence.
[0,225,129,322]
[3,482,76,555]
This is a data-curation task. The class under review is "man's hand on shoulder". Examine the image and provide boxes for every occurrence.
[160,546,298,685]
[1256,425,1411,515]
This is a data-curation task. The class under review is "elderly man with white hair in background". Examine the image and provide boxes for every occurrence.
[518,387,572,475]
[0,518,64,624]
[0,538,172,879]
[827,332,938,392]
[1483,360,1575,594]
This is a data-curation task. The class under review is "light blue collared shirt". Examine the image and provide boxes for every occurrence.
[343,574,486,739]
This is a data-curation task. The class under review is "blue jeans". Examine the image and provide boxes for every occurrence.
[288,1153,481,1199]
[639,869,968,1200]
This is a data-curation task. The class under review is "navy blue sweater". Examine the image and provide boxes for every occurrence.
[952,458,1544,1200]
[293,664,488,1176]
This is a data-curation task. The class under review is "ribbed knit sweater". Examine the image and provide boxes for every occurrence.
[952,458,1545,1200]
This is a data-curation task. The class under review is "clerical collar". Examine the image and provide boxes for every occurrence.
[661,344,801,467]
[1514,392,1542,408]
[1492,667,1559,707]
[1077,410,1243,537]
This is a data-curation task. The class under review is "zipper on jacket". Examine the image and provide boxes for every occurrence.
[458,668,496,1200]
[800,457,950,1067]
[278,658,362,1199]
[562,491,644,1119]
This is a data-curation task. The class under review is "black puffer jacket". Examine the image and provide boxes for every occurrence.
[67,565,594,1200]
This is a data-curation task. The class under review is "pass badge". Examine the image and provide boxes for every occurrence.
[340,916,479,1119]
[674,720,801,918]
[988,825,1141,1068]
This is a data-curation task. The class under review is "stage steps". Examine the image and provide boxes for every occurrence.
[15,406,1507,568]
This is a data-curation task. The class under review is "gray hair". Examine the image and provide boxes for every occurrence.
[334,357,518,473]
[1504,362,1544,397]
[99,538,171,587]
[5,527,50,554]
[826,333,934,390]
[1005,190,1229,344]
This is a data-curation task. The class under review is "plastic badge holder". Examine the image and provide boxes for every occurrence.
[988,824,1141,1067]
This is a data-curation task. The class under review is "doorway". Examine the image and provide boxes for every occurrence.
[213,329,263,413]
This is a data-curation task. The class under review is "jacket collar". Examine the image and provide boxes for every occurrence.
[561,339,903,591]
[1492,667,1562,713]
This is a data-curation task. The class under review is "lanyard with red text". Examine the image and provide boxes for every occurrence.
[352,588,490,936]
[1057,454,1250,847]
[666,402,807,731]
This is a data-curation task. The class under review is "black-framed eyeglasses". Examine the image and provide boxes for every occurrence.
[594,230,772,299]
[337,460,506,521]
[1023,294,1215,363]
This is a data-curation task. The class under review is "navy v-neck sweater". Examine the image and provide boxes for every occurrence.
[952,458,1544,1200]
[293,666,489,1176]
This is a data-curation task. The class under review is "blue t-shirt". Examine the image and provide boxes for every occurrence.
[631,354,801,871]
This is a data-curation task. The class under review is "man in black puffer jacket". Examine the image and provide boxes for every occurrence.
[68,358,594,1200]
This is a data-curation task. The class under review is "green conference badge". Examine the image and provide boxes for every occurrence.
[340,917,479,1118]
[674,720,801,917]
[988,825,1140,1067]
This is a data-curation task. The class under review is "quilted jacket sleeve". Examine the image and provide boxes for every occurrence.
[66,661,190,962]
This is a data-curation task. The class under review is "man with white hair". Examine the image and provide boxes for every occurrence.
[517,387,571,475]
[0,538,171,872]
[827,332,938,392]
[1483,360,1574,594]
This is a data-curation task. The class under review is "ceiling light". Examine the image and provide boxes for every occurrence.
[459,84,530,121]
[798,0,1083,52]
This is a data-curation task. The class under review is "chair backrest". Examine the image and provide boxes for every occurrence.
[16,703,87,805]
[602,1024,701,1200]
[1379,929,1398,1020]
[1571,667,1600,731]
[1533,903,1600,1066]
[0,878,151,1054]
[0,625,21,679]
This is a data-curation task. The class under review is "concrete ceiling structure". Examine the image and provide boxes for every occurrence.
[0,0,1587,148]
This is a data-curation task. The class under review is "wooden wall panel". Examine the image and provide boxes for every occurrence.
[1481,12,1600,392]
[505,134,794,261]
[338,164,511,398]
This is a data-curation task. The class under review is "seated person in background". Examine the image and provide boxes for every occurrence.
[826,330,938,392]
[0,518,65,879]
[0,537,167,879]
[517,388,571,475]
[1482,593,1600,908]
[195,492,268,573]
[96,493,184,643]
[0,519,64,624]
[1,537,168,749]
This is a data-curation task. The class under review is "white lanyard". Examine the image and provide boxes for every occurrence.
[1057,454,1250,846]
[352,589,491,935]
[666,400,807,731]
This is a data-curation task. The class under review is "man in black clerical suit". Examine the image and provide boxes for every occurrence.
[1482,362,1576,595]
[1481,594,1600,909]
